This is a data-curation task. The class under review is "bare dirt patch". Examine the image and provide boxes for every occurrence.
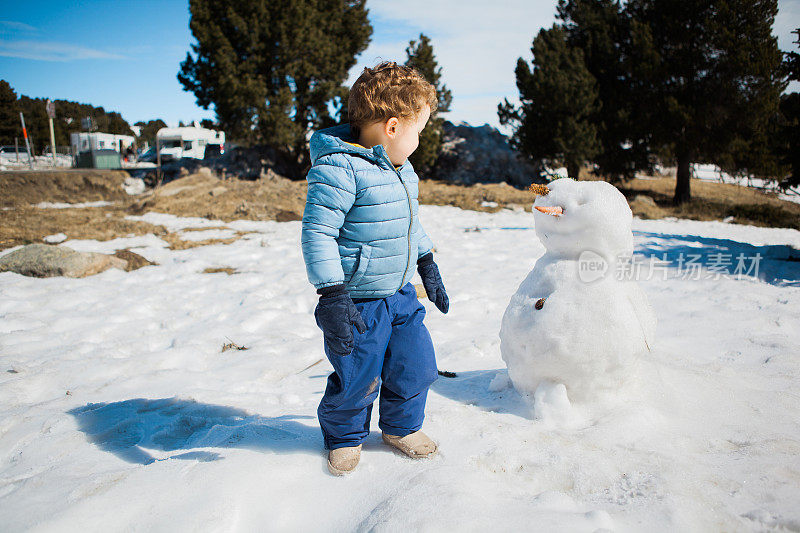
[1,169,132,207]
[113,249,156,271]
[202,267,237,275]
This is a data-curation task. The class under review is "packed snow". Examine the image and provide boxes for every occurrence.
[501,179,656,404]
[1,205,799,532]
[33,201,114,209]
[122,177,146,195]
[0,153,73,171]
[42,233,68,244]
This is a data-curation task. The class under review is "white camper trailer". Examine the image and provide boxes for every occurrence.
[156,125,225,162]
[70,132,135,154]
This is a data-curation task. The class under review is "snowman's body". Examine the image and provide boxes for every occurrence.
[500,178,656,402]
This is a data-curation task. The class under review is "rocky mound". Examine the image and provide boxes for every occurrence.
[432,121,544,188]
[127,168,307,222]
[0,244,152,278]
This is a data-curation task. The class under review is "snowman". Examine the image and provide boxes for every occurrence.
[499,178,656,409]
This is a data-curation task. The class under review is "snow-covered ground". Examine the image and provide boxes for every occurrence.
[1,206,798,532]
[0,154,73,171]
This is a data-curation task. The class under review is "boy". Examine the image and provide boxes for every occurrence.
[301,61,449,476]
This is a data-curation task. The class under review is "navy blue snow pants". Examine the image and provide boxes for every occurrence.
[317,282,439,450]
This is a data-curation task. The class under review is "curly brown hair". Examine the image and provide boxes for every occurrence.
[348,61,437,133]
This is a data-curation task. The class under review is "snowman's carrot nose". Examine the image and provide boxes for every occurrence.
[535,206,563,217]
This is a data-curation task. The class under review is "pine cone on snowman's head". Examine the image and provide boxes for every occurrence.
[528,183,550,196]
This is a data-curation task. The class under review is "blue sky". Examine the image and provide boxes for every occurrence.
[2,0,799,130]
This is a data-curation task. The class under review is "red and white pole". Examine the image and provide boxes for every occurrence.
[19,112,33,170]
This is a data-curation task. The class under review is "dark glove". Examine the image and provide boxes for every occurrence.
[314,284,367,356]
[417,253,449,314]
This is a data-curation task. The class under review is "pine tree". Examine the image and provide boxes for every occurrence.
[134,119,168,147]
[0,80,19,146]
[403,33,452,175]
[626,0,786,204]
[0,81,134,151]
[178,0,372,177]
[12,96,131,152]
[499,25,600,180]
[556,0,651,181]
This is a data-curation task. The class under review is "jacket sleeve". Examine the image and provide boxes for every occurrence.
[417,219,434,260]
[301,159,356,289]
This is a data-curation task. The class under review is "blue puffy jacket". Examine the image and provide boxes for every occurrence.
[301,124,434,298]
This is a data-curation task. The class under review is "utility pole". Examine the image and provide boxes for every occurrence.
[14,137,19,163]
[46,99,57,166]
[156,131,162,185]
[19,112,34,170]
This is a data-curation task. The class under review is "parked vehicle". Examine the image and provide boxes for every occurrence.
[156,125,225,161]
[0,145,30,162]
[138,147,157,163]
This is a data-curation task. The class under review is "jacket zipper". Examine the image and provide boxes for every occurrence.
[382,154,413,292]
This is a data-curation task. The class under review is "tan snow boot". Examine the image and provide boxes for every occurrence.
[327,444,361,476]
[382,430,438,459]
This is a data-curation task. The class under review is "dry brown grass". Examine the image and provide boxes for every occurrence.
[0,169,132,207]
[1,168,797,253]
[126,169,307,222]
[202,267,237,275]
[160,232,250,251]
[418,180,535,212]
[0,204,170,250]
[618,176,800,230]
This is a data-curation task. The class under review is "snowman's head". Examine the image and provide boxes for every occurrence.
[533,178,633,260]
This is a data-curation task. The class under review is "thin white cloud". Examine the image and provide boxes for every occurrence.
[0,39,125,61]
[356,0,799,128]
[776,0,800,93]
[775,0,799,52]
[0,20,38,32]
[351,0,558,128]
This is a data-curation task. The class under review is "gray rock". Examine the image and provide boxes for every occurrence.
[629,194,666,219]
[432,121,545,187]
[633,194,657,207]
[0,244,128,278]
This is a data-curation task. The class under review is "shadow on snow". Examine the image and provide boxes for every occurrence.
[68,371,536,466]
[430,368,531,419]
[633,231,800,286]
[67,397,318,465]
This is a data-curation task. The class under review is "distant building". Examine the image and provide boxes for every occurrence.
[70,132,135,154]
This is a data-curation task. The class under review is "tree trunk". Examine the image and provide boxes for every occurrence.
[674,151,692,205]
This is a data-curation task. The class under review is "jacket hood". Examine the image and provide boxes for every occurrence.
[309,124,397,170]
